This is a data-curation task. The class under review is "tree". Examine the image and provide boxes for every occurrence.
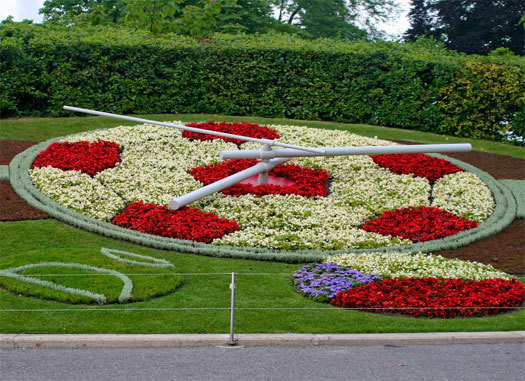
[404,0,436,41]
[124,0,183,33]
[225,0,275,33]
[40,0,277,36]
[40,0,127,24]
[273,0,397,39]
[172,0,240,37]
[405,0,525,55]
[297,0,368,39]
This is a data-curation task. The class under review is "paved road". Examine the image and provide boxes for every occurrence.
[1,343,524,381]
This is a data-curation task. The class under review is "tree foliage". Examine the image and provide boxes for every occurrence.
[40,0,127,24]
[274,0,396,39]
[38,0,398,39]
[405,0,525,55]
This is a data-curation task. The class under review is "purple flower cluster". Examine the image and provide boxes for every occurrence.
[293,263,382,303]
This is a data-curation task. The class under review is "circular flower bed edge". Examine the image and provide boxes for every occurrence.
[9,133,517,263]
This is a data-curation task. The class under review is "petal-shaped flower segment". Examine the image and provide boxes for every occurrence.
[362,206,478,242]
[112,201,240,243]
[183,121,280,145]
[31,139,121,176]
[190,159,330,198]
[371,153,463,184]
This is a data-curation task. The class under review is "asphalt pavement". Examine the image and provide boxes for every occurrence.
[1,343,524,381]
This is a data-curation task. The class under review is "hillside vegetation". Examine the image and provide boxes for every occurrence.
[1,23,523,142]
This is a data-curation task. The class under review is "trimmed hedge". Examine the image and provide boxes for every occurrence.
[1,23,524,142]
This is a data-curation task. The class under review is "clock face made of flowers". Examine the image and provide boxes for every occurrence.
[28,120,496,252]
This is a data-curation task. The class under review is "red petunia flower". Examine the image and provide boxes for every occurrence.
[189,159,330,198]
[31,140,121,177]
[371,153,464,184]
[362,206,478,242]
[331,277,525,318]
[183,121,280,146]
[112,201,240,243]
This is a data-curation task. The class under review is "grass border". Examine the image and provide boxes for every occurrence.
[9,134,517,263]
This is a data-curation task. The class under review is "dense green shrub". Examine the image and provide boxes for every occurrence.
[1,23,523,142]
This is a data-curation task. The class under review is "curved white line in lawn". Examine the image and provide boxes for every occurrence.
[0,262,133,304]
[101,248,175,268]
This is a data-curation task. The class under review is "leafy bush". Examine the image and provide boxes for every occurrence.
[1,23,523,142]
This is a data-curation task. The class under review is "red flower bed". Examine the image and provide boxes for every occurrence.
[31,140,121,176]
[183,121,280,146]
[362,206,478,242]
[112,201,240,243]
[331,277,525,318]
[190,159,330,197]
[371,153,463,184]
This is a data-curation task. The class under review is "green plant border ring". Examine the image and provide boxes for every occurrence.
[9,135,517,263]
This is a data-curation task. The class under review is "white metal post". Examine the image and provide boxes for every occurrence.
[228,272,237,346]
[257,144,273,185]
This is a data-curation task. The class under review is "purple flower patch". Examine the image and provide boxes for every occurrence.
[293,263,381,303]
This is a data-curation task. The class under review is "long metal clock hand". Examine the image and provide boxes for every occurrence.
[63,106,325,154]
[62,106,472,210]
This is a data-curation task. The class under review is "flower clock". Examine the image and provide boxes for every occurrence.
[30,121,496,250]
[26,120,523,317]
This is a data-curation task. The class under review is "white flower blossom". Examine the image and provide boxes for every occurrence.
[327,252,511,280]
[432,172,494,222]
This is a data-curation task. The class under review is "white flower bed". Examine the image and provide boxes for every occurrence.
[30,166,126,221]
[326,252,511,280]
[29,123,494,250]
[432,172,495,222]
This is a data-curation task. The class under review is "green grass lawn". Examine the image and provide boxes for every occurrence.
[1,220,523,334]
[0,115,523,333]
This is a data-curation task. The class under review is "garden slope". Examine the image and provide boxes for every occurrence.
[1,139,523,273]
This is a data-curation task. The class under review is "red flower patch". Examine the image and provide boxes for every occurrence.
[31,140,121,177]
[362,206,478,242]
[112,201,240,243]
[183,121,280,146]
[331,277,525,318]
[189,159,330,198]
[371,153,463,184]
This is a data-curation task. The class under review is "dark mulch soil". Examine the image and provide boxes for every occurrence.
[0,140,39,165]
[0,139,523,273]
[0,181,49,221]
[438,219,525,274]
[1,140,50,220]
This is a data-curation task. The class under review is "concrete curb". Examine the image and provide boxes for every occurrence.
[1,332,524,349]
